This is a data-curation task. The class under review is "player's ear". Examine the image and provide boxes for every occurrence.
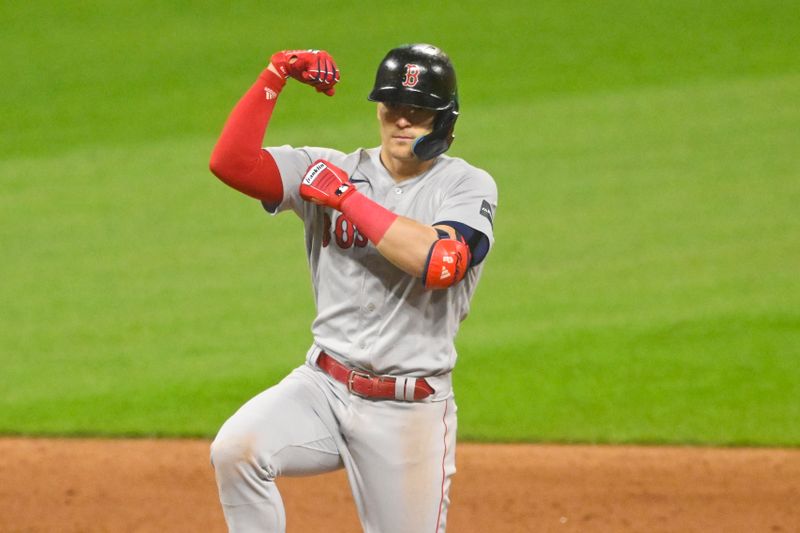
[376,103,382,121]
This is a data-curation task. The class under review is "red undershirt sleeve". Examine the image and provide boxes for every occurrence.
[209,68,287,203]
[339,192,398,244]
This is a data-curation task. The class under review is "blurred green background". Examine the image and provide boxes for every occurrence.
[1,0,798,445]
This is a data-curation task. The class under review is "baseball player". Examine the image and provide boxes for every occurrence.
[208,44,497,533]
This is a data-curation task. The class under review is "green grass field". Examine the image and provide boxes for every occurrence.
[1,0,798,445]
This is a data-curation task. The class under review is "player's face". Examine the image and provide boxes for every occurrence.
[377,103,436,161]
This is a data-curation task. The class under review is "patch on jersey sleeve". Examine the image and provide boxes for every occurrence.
[479,199,494,228]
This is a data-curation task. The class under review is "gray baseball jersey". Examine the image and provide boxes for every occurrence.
[265,145,497,380]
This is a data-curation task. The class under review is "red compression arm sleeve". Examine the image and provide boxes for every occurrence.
[340,192,398,244]
[209,68,287,203]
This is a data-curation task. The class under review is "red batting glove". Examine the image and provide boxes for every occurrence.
[270,49,340,96]
[299,159,356,211]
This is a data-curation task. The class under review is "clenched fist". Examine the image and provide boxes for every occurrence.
[299,159,356,211]
[270,49,340,96]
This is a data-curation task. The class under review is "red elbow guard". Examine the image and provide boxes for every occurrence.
[422,234,472,290]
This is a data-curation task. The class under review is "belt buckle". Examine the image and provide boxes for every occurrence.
[347,369,372,397]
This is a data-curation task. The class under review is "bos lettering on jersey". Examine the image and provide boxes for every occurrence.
[323,212,368,249]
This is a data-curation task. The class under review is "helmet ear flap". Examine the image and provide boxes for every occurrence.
[412,99,459,161]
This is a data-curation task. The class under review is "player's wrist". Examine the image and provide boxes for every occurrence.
[337,187,358,211]
[333,184,357,211]
[258,67,288,93]
[266,63,285,79]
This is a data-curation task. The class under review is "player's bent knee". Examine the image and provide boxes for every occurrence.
[210,435,277,482]
[209,436,248,472]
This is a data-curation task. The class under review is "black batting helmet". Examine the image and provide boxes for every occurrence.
[368,44,459,160]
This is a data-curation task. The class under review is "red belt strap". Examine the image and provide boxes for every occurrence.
[317,352,434,401]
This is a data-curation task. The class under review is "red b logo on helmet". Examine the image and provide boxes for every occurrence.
[402,64,420,87]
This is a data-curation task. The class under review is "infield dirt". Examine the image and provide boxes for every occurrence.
[1,438,798,532]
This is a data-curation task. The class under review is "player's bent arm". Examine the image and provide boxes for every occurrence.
[336,203,464,282]
[369,217,472,289]
[208,67,287,203]
[299,159,473,286]
[374,217,440,276]
[209,50,340,202]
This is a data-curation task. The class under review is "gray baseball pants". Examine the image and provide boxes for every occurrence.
[210,363,457,532]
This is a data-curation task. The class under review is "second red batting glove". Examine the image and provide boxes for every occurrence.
[300,159,356,211]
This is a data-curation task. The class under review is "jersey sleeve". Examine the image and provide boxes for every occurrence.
[434,168,498,247]
[261,145,347,218]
